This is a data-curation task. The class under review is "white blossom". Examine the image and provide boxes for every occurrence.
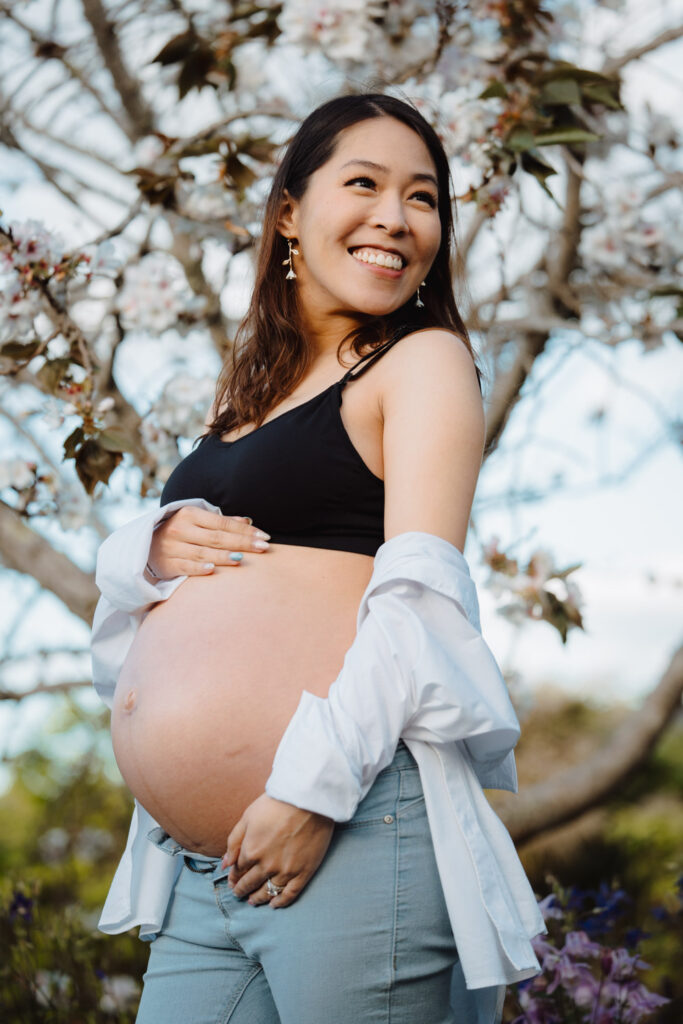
[177,181,239,220]
[38,826,70,863]
[34,970,71,1008]
[154,372,216,438]
[0,283,40,344]
[96,395,116,414]
[139,418,182,483]
[278,0,384,63]
[0,457,36,490]
[84,238,122,278]
[116,252,194,333]
[99,975,141,1013]
[2,218,64,269]
[55,483,92,531]
[581,221,628,270]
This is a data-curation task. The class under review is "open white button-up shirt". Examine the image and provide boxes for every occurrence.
[91,498,545,1024]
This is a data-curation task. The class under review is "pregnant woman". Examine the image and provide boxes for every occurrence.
[91,93,545,1023]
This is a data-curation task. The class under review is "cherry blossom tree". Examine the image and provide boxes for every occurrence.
[0,0,681,845]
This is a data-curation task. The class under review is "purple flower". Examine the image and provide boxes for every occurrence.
[608,948,650,982]
[619,981,670,1023]
[563,930,604,958]
[538,894,564,921]
[9,890,33,924]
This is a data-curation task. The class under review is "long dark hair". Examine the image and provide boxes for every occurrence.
[205,92,481,439]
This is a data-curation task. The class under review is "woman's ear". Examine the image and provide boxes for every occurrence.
[276,188,298,239]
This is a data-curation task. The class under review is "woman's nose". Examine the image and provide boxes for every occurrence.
[370,194,408,234]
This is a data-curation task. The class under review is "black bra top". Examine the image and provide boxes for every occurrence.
[160,323,420,556]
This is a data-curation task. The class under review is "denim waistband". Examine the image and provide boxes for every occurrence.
[378,738,417,773]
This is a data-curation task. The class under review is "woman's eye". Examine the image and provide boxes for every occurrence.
[346,176,375,189]
[344,177,437,207]
[413,192,437,208]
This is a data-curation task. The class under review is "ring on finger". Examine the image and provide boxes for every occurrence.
[266,877,285,898]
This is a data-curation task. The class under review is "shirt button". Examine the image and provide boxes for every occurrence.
[383,814,394,824]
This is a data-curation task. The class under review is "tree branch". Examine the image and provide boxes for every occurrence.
[0,501,98,624]
[79,0,155,140]
[497,641,683,845]
[602,23,683,74]
[0,679,92,701]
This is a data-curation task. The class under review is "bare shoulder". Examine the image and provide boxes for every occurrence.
[380,327,484,421]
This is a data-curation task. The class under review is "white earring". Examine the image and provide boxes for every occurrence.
[415,281,426,308]
[282,238,299,279]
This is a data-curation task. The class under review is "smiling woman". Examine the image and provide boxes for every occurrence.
[93,92,543,1024]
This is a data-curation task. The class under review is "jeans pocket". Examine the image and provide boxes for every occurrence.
[395,766,426,819]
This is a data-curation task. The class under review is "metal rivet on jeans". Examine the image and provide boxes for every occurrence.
[383,814,394,824]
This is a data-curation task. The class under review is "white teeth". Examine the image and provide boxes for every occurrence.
[351,248,404,270]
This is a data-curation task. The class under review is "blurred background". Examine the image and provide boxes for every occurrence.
[0,0,681,1020]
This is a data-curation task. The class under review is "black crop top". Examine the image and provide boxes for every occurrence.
[160,323,420,556]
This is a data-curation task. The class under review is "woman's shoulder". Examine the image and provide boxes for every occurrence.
[380,327,482,402]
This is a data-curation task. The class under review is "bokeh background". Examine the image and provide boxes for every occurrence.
[0,0,681,1020]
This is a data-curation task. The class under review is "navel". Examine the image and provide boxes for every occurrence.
[122,689,137,713]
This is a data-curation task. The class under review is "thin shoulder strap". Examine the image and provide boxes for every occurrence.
[340,323,419,386]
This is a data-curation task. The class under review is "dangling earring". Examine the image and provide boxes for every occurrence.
[282,238,299,280]
[415,280,426,308]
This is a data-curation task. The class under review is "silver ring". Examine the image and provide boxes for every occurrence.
[266,877,285,898]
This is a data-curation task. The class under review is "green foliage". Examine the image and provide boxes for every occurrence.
[0,705,147,1022]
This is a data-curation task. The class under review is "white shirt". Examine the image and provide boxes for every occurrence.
[91,498,545,1024]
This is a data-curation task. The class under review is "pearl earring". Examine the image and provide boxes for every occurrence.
[283,238,299,279]
[415,281,426,308]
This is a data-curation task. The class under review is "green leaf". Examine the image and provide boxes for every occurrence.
[581,83,623,110]
[539,78,581,106]
[534,128,600,146]
[152,31,195,66]
[36,357,71,391]
[75,440,123,494]
[479,80,508,100]
[0,340,42,360]
[506,127,536,152]
[63,426,85,461]
[240,135,280,162]
[520,151,561,207]
[224,154,257,190]
[97,429,136,454]
[178,47,215,99]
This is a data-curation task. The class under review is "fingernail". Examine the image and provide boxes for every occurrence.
[203,562,215,571]
[254,530,271,540]
[242,517,253,525]
[229,552,243,561]
[252,540,269,551]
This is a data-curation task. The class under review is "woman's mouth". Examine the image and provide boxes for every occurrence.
[348,247,406,279]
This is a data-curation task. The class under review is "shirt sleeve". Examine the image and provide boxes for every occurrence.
[264,576,520,821]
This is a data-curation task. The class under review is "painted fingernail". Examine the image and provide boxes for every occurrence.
[203,562,215,571]
[252,539,269,551]
[229,552,243,561]
[254,530,271,540]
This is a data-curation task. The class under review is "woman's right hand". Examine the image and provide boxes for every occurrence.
[147,507,270,579]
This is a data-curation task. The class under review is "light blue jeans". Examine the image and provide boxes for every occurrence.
[135,741,460,1024]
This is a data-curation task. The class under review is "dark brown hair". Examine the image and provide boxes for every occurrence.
[205,92,481,440]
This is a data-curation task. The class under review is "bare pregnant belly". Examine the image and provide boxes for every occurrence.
[111,544,374,856]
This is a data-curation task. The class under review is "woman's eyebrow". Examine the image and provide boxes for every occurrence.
[340,159,438,189]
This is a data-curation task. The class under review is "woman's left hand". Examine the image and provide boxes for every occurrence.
[222,794,335,908]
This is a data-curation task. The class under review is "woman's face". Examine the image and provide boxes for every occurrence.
[278,116,442,328]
